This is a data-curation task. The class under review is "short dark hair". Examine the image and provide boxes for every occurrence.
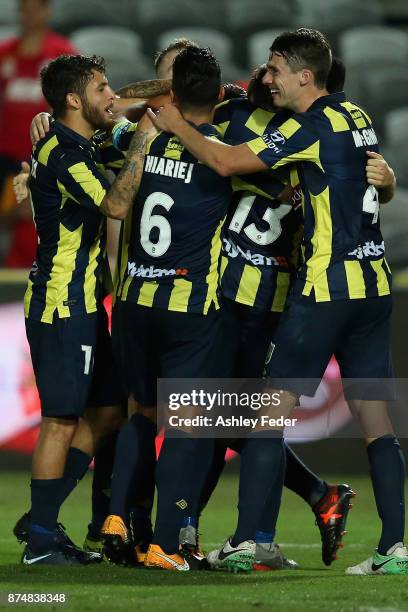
[326,56,346,94]
[40,54,106,118]
[172,46,221,110]
[270,28,332,89]
[154,38,198,74]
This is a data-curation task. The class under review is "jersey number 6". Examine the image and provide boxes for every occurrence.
[140,191,174,257]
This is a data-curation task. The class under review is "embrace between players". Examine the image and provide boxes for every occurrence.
[13,28,408,576]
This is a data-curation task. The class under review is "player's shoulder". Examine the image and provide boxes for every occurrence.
[33,122,91,170]
[198,122,224,141]
[336,96,373,126]
[214,97,251,123]
[215,97,250,111]
[310,92,374,131]
[275,105,319,140]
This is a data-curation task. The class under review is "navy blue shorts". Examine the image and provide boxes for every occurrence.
[118,302,233,406]
[266,294,394,400]
[26,306,123,418]
[220,297,282,378]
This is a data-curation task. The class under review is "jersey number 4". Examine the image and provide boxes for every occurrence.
[228,193,292,246]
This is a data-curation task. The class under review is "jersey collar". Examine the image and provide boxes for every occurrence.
[307,91,346,112]
[53,121,94,152]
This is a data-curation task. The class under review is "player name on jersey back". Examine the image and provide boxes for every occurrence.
[144,155,194,184]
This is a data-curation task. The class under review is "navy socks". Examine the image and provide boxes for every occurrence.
[232,436,285,546]
[284,443,328,507]
[153,435,214,554]
[109,413,156,522]
[367,435,406,554]
[91,430,119,530]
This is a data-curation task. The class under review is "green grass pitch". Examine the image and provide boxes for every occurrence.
[0,468,407,611]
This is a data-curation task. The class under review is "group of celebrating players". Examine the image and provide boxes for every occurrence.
[12,26,408,576]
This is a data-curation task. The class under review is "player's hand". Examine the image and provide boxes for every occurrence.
[12,161,30,204]
[146,104,184,134]
[278,184,295,203]
[366,151,395,189]
[30,112,51,145]
[136,112,159,142]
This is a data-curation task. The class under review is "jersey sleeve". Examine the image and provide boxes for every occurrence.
[98,140,126,174]
[246,116,320,170]
[56,151,111,210]
[111,119,138,153]
[232,168,289,201]
[213,99,235,138]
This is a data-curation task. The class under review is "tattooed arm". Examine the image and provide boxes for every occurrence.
[115,78,171,99]
[100,115,155,220]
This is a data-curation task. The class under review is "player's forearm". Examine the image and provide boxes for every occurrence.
[112,97,147,114]
[170,119,241,176]
[115,79,171,99]
[100,131,147,220]
[378,174,396,204]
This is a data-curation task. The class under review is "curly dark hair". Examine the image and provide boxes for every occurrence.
[223,82,247,101]
[41,54,106,118]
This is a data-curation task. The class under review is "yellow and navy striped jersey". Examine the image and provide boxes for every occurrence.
[112,120,232,314]
[247,92,391,302]
[24,121,110,323]
[213,98,303,311]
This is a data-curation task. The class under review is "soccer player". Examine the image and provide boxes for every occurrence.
[101,46,255,571]
[13,42,193,562]
[20,54,152,565]
[148,28,408,576]
[198,59,356,571]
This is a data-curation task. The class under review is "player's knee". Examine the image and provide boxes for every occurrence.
[84,404,124,436]
[40,416,78,440]
[129,398,156,423]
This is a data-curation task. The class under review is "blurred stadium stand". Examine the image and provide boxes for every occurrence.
[158,28,242,81]
[247,29,291,69]
[132,0,225,57]
[383,109,408,188]
[225,0,294,66]
[339,25,408,66]
[359,67,408,141]
[0,25,18,42]
[292,0,384,52]
[70,26,152,87]
[51,0,127,34]
[0,0,18,24]
[0,0,408,269]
